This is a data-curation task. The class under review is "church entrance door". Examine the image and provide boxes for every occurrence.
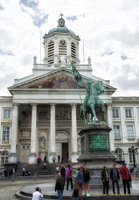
[62,143,68,163]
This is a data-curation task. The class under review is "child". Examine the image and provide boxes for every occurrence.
[72,188,80,200]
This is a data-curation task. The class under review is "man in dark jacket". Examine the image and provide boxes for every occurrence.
[60,165,66,185]
[110,164,120,194]
[101,166,109,195]
[55,172,65,200]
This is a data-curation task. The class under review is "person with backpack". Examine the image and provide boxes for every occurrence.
[77,166,84,196]
[120,162,131,194]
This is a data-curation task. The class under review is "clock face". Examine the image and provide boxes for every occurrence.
[60,40,66,46]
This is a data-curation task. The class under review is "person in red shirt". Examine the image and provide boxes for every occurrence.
[120,162,131,194]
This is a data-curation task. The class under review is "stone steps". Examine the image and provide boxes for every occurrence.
[16,163,71,176]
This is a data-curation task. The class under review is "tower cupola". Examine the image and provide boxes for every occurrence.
[43,14,80,65]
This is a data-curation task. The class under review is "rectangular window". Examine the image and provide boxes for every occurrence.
[2,126,10,142]
[127,125,134,139]
[125,108,132,118]
[113,125,121,139]
[3,109,11,119]
[112,109,119,118]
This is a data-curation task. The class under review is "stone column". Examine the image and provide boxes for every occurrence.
[28,104,37,164]
[107,103,115,152]
[71,104,78,162]
[8,104,18,163]
[49,104,56,163]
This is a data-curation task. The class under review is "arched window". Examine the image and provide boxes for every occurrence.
[48,41,54,64]
[59,40,67,63]
[1,151,9,166]
[115,148,124,161]
[71,42,76,63]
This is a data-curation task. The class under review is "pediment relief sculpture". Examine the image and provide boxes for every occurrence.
[29,75,77,89]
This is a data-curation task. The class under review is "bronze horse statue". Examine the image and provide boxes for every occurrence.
[80,81,105,123]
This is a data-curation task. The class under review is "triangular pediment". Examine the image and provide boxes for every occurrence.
[8,67,116,95]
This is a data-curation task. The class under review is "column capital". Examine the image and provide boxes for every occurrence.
[71,104,77,108]
[50,104,56,110]
[50,103,56,107]
[107,103,112,107]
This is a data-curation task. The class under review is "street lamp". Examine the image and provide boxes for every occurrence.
[128,146,138,168]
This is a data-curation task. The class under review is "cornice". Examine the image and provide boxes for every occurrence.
[112,96,139,103]
[0,96,12,103]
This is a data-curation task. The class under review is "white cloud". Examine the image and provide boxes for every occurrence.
[0,0,139,96]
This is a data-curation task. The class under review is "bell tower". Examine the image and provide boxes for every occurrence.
[43,14,80,66]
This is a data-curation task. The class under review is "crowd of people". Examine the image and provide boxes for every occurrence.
[54,162,132,200]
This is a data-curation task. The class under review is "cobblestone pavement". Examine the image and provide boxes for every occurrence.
[0,178,54,200]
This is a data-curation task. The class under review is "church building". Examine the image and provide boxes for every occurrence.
[0,16,139,168]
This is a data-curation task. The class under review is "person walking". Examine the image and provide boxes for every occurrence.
[52,155,56,163]
[66,164,73,190]
[55,172,65,200]
[84,166,90,196]
[12,168,15,182]
[22,167,26,176]
[120,162,131,194]
[44,155,47,162]
[101,166,109,195]
[32,187,43,200]
[60,165,66,185]
[110,164,120,194]
[77,166,84,197]
[37,156,40,165]
[58,155,60,163]
[1,168,5,179]
[56,166,60,173]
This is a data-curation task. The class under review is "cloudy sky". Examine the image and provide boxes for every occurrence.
[0,0,139,96]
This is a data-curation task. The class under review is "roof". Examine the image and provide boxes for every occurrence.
[44,16,79,39]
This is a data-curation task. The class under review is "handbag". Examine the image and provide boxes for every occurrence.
[129,174,132,182]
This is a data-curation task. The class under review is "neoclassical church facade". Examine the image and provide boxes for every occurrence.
[0,16,139,168]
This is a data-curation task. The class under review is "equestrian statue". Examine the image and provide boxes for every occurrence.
[71,61,105,124]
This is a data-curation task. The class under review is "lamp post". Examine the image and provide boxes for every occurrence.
[128,146,138,168]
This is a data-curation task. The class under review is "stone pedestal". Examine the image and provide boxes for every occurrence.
[73,124,116,188]
[77,124,115,168]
